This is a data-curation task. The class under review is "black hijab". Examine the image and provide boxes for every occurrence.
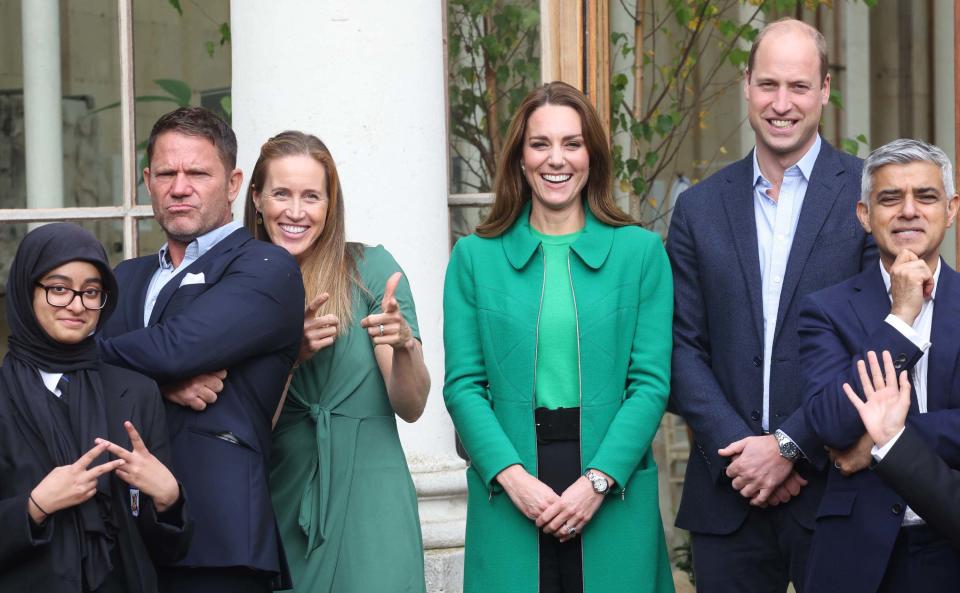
[1,223,120,590]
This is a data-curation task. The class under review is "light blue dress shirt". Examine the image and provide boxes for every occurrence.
[753,135,821,433]
[143,220,243,326]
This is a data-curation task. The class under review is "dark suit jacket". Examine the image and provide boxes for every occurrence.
[98,227,303,585]
[875,425,960,549]
[667,140,874,535]
[800,263,960,593]
[0,363,192,593]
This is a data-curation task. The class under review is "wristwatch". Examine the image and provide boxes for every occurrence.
[774,429,800,461]
[584,469,610,495]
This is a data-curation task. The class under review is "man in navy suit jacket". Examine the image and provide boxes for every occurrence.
[98,107,304,593]
[667,18,874,593]
[800,138,960,593]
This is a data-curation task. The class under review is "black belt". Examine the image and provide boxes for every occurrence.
[535,407,580,443]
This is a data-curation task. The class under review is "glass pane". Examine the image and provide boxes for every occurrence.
[137,216,167,258]
[446,1,541,193]
[133,1,232,205]
[0,1,123,209]
[448,205,490,247]
[0,219,124,358]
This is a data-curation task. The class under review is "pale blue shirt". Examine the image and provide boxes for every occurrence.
[754,135,821,432]
[143,220,243,326]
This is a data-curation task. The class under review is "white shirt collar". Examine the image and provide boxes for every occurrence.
[752,134,822,187]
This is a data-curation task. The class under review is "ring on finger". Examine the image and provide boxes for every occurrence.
[378,323,385,337]
[566,526,577,536]
[833,460,841,470]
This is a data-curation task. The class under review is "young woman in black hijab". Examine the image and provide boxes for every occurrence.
[0,223,192,593]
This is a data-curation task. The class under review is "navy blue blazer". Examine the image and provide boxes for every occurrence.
[667,140,875,535]
[98,227,303,586]
[800,262,960,593]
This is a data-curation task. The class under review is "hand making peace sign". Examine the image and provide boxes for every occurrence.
[95,421,180,512]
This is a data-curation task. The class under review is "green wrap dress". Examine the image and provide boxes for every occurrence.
[270,244,426,593]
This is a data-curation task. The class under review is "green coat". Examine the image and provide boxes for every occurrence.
[443,204,675,593]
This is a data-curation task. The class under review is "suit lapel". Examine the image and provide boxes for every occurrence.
[927,263,960,412]
[849,265,890,339]
[721,153,764,344]
[147,228,249,326]
[773,144,846,342]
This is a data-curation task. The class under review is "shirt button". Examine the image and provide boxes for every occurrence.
[751,409,762,422]
[774,275,782,284]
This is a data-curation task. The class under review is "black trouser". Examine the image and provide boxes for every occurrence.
[536,407,583,593]
[158,566,273,593]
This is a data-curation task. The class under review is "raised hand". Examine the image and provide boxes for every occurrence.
[889,250,933,325]
[162,369,227,411]
[29,441,126,523]
[96,421,180,512]
[843,350,911,448]
[299,293,340,364]
[360,272,414,350]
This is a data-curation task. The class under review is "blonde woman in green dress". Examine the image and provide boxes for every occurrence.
[243,131,430,593]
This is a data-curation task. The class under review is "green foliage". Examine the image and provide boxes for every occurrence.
[841,134,869,157]
[447,0,540,192]
[609,0,866,227]
[167,0,183,16]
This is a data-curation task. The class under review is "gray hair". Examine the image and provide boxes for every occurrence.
[860,138,956,206]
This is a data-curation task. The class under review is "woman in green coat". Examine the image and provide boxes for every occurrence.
[443,81,675,593]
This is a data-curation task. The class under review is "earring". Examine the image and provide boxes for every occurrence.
[256,212,263,225]
[520,163,525,171]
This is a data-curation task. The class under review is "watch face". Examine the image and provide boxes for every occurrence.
[781,441,799,459]
[588,471,608,493]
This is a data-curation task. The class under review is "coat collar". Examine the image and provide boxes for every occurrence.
[501,201,614,270]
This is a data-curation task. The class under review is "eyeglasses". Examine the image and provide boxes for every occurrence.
[263,190,328,208]
[35,283,108,311]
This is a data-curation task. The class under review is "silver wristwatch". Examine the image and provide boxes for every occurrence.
[774,429,801,461]
[584,469,610,495]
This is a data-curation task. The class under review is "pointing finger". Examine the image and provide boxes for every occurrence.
[305,293,330,319]
[382,273,402,314]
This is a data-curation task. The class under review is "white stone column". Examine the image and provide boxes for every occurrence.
[231,2,466,591]
[933,0,956,267]
[21,0,64,208]
[842,0,871,150]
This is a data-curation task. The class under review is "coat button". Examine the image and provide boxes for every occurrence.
[891,503,903,515]
[753,356,762,368]
[751,409,761,421]
[894,353,908,370]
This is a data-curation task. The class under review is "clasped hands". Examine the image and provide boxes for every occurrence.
[719,435,806,507]
[29,421,179,525]
[496,464,610,543]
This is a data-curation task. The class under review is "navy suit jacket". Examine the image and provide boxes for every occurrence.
[98,227,303,586]
[667,140,875,535]
[800,262,960,593]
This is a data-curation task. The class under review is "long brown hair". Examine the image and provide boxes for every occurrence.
[476,81,634,237]
[243,131,362,331]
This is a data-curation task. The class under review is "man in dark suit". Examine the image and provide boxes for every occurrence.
[801,138,960,593]
[98,107,304,593]
[667,17,874,593]
[842,349,960,549]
